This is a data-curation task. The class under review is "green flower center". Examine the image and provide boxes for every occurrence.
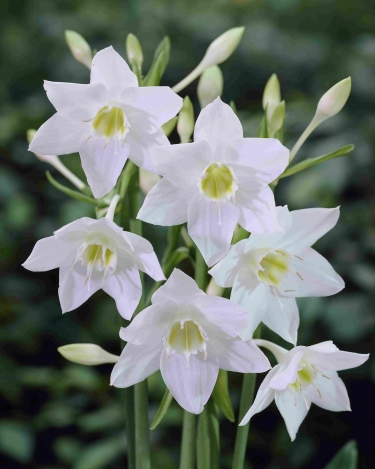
[92,106,127,139]
[165,320,208,362]
[199,163,238,201]
[258,250,290,287]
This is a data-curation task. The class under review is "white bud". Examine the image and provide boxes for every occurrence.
[197,65,224,108]
[200,27,245,69]
[263,74,281,122]
[206,278,224,297]
[58,344,119,366]
[65,30,92,69]
[126,33,143,67]
[177,96,195,143]
[315,77,351,123]
[140,168,160,195]
[268,100,285,138]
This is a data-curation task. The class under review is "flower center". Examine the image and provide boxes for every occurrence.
[257,250,290,287]
[288,360,329,409]
[72,236,117,289]
[91,105,129,140]
[199,163,238,201]
[164,319,208,363]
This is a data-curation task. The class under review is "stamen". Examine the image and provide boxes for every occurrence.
[294,254,304,261]
[296,272,304,280]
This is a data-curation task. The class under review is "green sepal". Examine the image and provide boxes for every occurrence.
[143,36,171,86]
[162,116,178,137]
[211,369,235,422]
[149,388,173,430]
[324,440,357,469]
[46,171,106,207]
[257,114,268,138]
[279,144,354,180]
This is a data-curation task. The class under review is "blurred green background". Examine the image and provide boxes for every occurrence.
[1,0,374,468]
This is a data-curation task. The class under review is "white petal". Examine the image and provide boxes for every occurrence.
[237,186,281,234]
[91,46,138,91]
[79,136,129,199]
[58,260,102,313]
[269,350,305,390]
[187,194,240,267]
[123,232,165,281]
[275,389,310,441]
[278,207,340,251]
[23,236,76,271]
[152,268,204,305]
[127,128,169,174]
[212,338,270,373]
[307,341,339,354]
[306,348,369,372]
[137,179,193,226]
[29,113,87,156]
[160,350,219,414]
[190,294,248,338]
[53,217,97,243]
[102,259,142,320]
[225,138,289,188]
[194,97,243,157]
[239,365,281,426]
[305,372,351,411]
[149,140,212,187]
[44,81,107,120]
[281,247,344,298]
[122,86,182,128]
[110,341,161,387]
[276,205,292,232]
[208,239,247,288]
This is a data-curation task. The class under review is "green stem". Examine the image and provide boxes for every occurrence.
[124,386,136,469]
[195,248,207,290]
[232,325,262,469]
[197,408,210,469]
[180,411,197,469]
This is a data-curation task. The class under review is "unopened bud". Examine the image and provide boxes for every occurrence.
[197,65,224,108]
[162,116,178,137]
[140,168,161,195]
[200,27,245,69]
[58,344,119,366]
[263,74,281,122]
[126,33,143,67]
[315,77,351,123]
[268,100,285,138]
[177,96,194,143]
[206,278,224,297]
[65,31,92,69]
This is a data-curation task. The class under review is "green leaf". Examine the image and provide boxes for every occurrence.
[211,369,235,422]
[0,421,34,463]
[257,114,268,138]
[144,36,170,86]
[73,436,124,469]
[163,247,191,277]
[324,440,358,469]
[279,144,354,179]
[150,388,174,430]
[46,171,106,207]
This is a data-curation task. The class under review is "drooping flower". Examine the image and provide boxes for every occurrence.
[28,46,182,198]
[209,206,344,344]
[137,98,289,266]
[111,269,270,414]
[240,339,369,441]
[23,216,165,319]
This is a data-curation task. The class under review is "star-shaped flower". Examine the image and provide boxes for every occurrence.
[29,46,182,198]
[210,206,344,344]
[111,269,270,414]
[137,97,289,266]
[23,217,165,319]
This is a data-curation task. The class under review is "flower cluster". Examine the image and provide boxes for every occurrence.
[24,34,368,451]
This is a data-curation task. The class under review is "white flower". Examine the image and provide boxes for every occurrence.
[111,269,270,414]
[209,206,344,344]
[22,217,165,319]
[137,98,289,266]
[240,340,369,441]
[28,46,182,199]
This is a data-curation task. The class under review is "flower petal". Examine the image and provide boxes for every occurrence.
[23,236,76,271]
[110,341,161,387]
[53,217,97,243]
[306,348,369,372]
[225,138,289,188]
[278,207,340,251]
[152,269,204,305]
[29,113,88,156]
[91,46,138,91]
[305,372,351,411]
[102,259,142,320]
[237,186,281,234]
[127,128,169,174]
[188,194,240,267]
[208,239,247,288]
[160,349,219,414]
[269,350,305,390]
[212,338,270,373]
[275,389,310,441]
[79,136,130,199]
[137,178,193,226]
[194,97,243,157]
[44,81,108,120]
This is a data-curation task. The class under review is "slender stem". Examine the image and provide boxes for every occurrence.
[232,325,262,469]
[49,155,87,191]
[197,408,210,469]
[289,117,319,163]
[119,160,136,198]
[172,65,203,94]
[179,411,197,469]
[195,248,207,290]
[105,194,121,221]
[124,386,136,469]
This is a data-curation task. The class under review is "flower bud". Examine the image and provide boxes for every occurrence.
[140,168,160,195]
[315,77,351,123]
[177,96,195,143]
[206,278,224,297]
[65,30,92,69]
[200,27,245,69]
[58,344,119,366]
[126,33,144,67]
[197,65,224,108]
[262,74,281,122]
[268,100,285,138]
